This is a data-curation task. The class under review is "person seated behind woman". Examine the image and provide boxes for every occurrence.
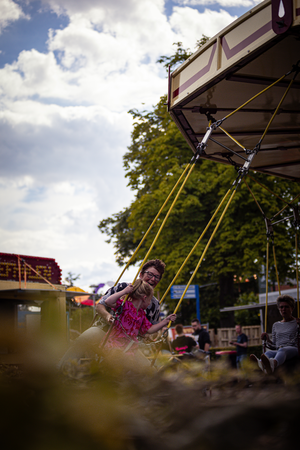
[250,294,300,374]
[171,324,198,355]
[102,279,176,356]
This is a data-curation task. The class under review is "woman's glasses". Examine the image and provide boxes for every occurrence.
[144,271,160,281]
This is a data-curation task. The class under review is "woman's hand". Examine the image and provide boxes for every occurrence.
[122,284,134,295]
[261,332,270,341]
[105,313,114,324]
[108,315,115,324]
[165,313,176,323]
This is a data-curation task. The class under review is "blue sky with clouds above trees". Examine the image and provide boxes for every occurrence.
[0,0,262,292]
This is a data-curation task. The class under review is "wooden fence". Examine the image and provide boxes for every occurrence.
[208,325,261,348]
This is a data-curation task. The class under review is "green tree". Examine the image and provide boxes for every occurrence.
[64,272,81,287]
[98,45,299,328]
[157,38,209,72]
[234,292,261,326]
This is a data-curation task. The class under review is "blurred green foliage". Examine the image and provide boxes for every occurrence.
[234,292,261,326]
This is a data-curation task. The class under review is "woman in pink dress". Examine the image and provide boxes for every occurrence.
[103,279,176,355]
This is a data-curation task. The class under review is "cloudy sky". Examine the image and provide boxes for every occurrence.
[0,0,262,293]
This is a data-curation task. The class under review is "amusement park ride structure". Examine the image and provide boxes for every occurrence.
[1,0,299,364]
[168,0,300,182]
[165,0,300,333]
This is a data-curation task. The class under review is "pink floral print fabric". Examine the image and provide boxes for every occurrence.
[105,298,152,353]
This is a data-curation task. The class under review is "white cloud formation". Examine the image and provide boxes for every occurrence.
[0,0,29,34]
[0,99,134,191]
[0,0,240,289]
[173,0,263,7]
[40,0,165,19]
[170,6,237,43]
[0,177,137,290]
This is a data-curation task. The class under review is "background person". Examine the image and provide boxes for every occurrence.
[250,295,300,374]
[171,324,198,354]
[229,325,248,369]
[191,318,211,352]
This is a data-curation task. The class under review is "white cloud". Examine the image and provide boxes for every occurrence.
[0,0,28,34]
[0,3,173,108]
[169,6,237,44]
[0,177,137,291]
[173,0,262,7]
[0,99,134,193]
[0,49,81,101]
[40,0,165,20]
[0,0,243,290]
[45,0,174,67]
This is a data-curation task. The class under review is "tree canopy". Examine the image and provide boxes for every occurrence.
[99,44,299,328]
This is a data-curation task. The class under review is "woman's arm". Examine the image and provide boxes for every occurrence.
[97,303,114,323]
[261,332,271,342]
[104,284,133,308]
[147,314,176,334]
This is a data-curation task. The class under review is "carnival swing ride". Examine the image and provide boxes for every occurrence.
[98,0,300,365]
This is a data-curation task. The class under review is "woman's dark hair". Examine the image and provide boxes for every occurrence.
[141,259,165,279]
[276,294,295,310]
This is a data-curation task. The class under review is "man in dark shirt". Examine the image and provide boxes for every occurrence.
[229,324,248,369]
[191,318,211,351]
[171,324,198,354]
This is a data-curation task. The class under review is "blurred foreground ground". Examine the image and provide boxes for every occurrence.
[1,333,300,450]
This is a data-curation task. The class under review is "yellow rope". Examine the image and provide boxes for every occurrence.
[296,232,299,318]
[159,188,232,305]
[247,175,291,206]
[244,178,282,309]
[133,162,197,284]
[219,126,245,150]
[114,163,192,285]
[264,240,269,332]
[260,78,295,143]
[224,74,287,121]
[272,193,300,220]
[273,244,281,296]
[243,178,265,217]
[168,189,237,327]
[115,67,298,321]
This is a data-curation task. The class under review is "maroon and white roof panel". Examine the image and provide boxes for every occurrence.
[169,0,300,181]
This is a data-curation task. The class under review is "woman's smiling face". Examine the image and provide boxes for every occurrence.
[140,266,161,288]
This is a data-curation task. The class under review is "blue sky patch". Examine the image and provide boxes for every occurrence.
[0,0,69,68]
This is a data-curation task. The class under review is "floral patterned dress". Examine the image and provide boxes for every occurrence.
[105,298,152,354]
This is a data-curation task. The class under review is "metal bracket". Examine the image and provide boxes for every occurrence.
[265,217,274,240]
[292,204,300,230]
